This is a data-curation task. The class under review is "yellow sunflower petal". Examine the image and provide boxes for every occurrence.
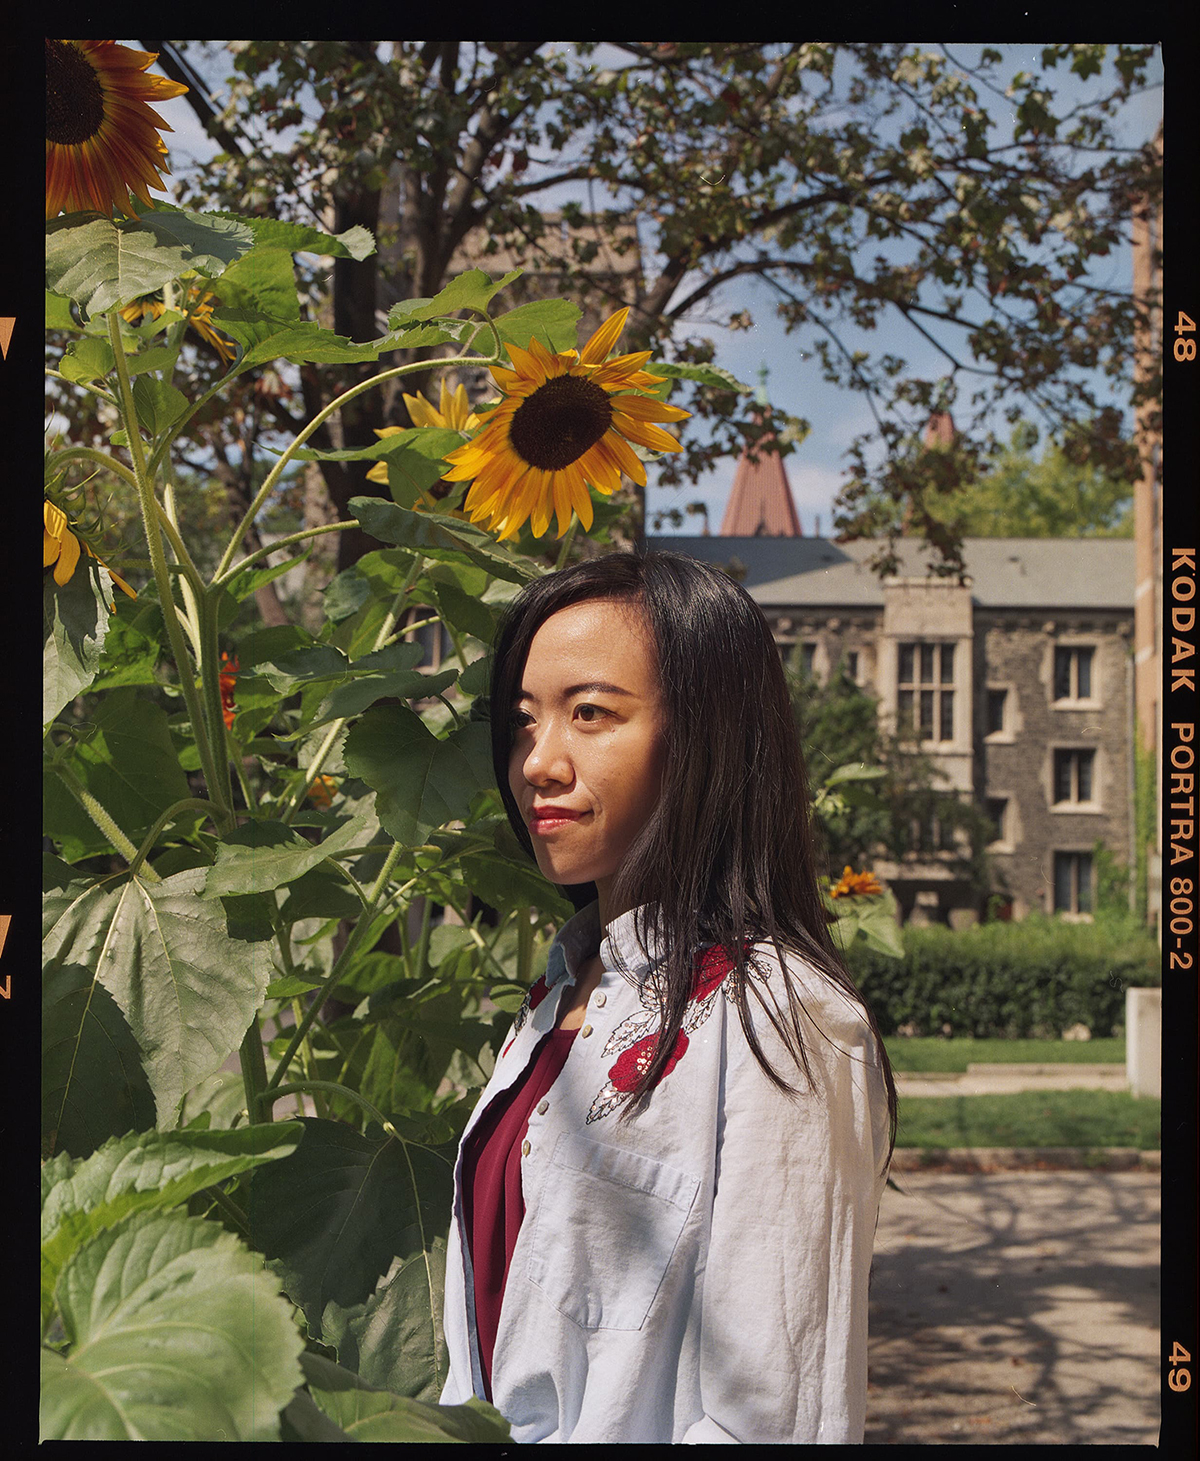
[53,525,82,585]
[612,413,684,454]
[44,529,62,567]
[402,391,441,428]
[580,307,630,366]
[591,350,655,384]
[596,428,648,486]
[608,392,691,422]
[551,472,574,537]
[365,461,389,484]
[577,443,622,495]
[569,476,595,532]
[503,341,544,381]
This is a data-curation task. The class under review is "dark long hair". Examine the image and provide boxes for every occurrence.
[489,549,897,1159]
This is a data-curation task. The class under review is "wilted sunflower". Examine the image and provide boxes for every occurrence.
[441,307,689,539]
[44,499,135,599]
[46,40,188,218]
[365,380,483,485]
[120,285,237,365]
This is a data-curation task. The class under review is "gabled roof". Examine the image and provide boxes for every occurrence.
[643,536,1136,610]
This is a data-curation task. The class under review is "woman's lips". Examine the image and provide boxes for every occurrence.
[530,808,585,833]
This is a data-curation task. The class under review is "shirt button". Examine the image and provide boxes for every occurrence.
[521,1139,531,1157]
[536,1099,548,1115]
[580,1024,593,1038]
[593,991,606,1007]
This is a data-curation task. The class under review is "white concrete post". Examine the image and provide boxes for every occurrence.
[1125,987,1162,1099]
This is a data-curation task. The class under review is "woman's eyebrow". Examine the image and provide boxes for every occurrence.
[515,681,635,703]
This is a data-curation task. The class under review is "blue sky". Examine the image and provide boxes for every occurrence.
[140,41,1163,539]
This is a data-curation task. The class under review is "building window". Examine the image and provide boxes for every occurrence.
[1054,646,1094,701]
[800,641,817,678]
[897,641,954,741]
[1053,748,1096,805]
[985,797,1008,844]
[986,688,1007,736]
[845,650,860,683]
[1053,851,1093,913]
[911,797,961,855]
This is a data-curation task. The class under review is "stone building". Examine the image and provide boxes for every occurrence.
[643,533,1137,926]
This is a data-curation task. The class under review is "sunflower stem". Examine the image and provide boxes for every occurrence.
[265,1081,402,1138]
[105,312,232,830]
[211,520,357,589]
[279,556,425,824]
[555,518,580,569]
[127,797,220,878]
[51,762,161,882]
[215,354,502,581]
[264,840,407,1095]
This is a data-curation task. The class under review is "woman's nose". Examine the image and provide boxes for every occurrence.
[521,723,572,787]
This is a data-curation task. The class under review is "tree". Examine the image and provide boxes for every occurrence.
[788,653,993,888]
[144,40,1158,580]
[924,420,1134,537]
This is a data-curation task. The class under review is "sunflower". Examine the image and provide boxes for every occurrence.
[829,866,885,899]
[44,499,136,599]
[440,307,690,539]
[365,380,483,485]
[46,40,188,218]
[120,285,237,365]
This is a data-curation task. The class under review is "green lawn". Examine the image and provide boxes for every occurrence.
[894,1090,1160,1149]
[883,1036,1125,1072]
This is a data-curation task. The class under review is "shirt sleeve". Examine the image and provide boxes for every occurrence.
[681,963,891,1444]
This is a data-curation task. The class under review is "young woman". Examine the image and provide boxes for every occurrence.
[439,550,898,1444]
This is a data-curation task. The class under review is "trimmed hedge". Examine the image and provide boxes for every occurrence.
[845,916,1161,1039]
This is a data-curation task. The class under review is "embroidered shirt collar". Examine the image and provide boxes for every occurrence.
[545,901,664,992]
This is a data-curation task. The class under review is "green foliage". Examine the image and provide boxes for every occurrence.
[846,916,1161,1038]
[926,422,1135,538]
[37,182,991,1441]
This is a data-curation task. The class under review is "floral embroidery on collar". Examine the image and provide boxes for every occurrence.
[586,946,736,1123]
[501,974,555,1058]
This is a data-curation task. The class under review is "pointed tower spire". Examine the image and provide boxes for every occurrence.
[719,364,803,537]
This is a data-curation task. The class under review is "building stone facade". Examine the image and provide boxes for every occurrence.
[645,534,1137,926]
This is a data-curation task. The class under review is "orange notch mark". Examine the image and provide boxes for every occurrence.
[0,318,13,360]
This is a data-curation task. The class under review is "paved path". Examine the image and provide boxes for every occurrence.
[866,1169,1160,1444]
[894,1062,1131,1098]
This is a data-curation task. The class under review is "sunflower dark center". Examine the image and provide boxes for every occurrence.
[46,40,106,146]
[509,374,613,470]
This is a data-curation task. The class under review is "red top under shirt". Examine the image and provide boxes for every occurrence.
[461,1024,579,1400]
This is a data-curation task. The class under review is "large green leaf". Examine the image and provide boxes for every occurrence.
[42,961,156,1162]
[285,1354,510,1442]
[46,208,254,315]
[43,689,193,863]
[42,866,274,1125]
[308,646,459,732]
[343,707,493,848]
[210,307,390,366]
[248,1119,454,1374]
[43,563,114,729]
[41,1211,303,1441]
[210,212,375,261]
[648,359,750,392]
[204,812,372,897]
[41,1123,303,1331]
[349,496,540,584]
[487,297,582,353]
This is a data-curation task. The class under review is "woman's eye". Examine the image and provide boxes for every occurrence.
[510,710,533,730]
[576,703,608,723]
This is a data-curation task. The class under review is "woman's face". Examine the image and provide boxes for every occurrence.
[508,597,666,920]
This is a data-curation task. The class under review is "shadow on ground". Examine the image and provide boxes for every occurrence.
[866,1170,1160,1444]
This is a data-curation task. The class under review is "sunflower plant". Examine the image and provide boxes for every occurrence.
[42,53,717,1441]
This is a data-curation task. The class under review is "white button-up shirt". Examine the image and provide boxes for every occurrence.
[440,901,891,1444]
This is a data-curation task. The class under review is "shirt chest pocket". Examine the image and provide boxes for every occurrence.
[525,1133,700,1331]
